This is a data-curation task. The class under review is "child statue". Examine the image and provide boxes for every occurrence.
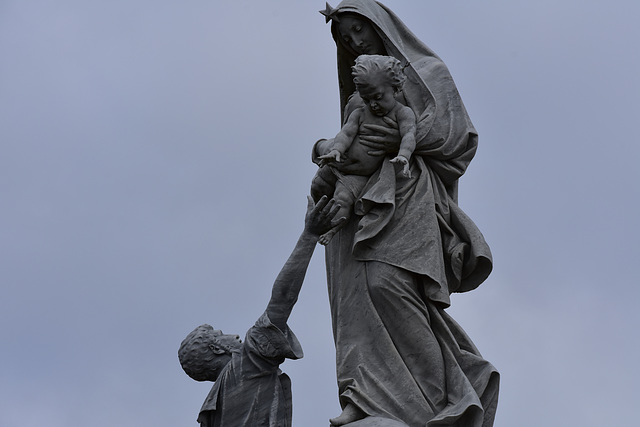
[178,196,344,427]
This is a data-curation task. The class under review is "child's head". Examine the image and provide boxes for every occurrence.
[352,54,405,116]
[178,324,242,382]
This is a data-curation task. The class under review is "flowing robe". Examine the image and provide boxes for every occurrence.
[318,1,500,425]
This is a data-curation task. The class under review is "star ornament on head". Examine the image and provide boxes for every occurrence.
[319,2,340,23]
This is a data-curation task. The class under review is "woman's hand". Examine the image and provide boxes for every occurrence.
[359,116,402,156]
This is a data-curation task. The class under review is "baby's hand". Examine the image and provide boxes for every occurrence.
[390,155,411,178]
[318,149,343,165]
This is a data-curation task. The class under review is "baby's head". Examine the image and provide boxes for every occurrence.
[352,55,406,116]
[178,324,242,382]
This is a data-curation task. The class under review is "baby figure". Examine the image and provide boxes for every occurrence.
[311,54,417,245]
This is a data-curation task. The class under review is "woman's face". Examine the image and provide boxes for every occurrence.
[337,14,385,55]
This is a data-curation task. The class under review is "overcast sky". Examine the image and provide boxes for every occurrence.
[1,1,639,426]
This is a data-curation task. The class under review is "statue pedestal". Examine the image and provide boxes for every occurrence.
[344,416,410,427]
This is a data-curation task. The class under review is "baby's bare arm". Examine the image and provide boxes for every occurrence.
[396,106,417,159]
[319,110,363,164]
[332,109,362,153]
[389,106,417,178]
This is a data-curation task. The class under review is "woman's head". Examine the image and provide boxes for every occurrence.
[323,0,445,123]
[335,12,385,56]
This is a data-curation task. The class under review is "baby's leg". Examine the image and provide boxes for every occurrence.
[319,181,354,246]
[310,166,337,203]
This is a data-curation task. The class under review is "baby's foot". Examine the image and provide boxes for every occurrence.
[319,229,337,246]
[329,404,365,426]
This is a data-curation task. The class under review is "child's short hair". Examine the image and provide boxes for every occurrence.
[178,324,221,381]
[352,54,406,92]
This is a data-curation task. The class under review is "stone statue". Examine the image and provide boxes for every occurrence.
[313,1,500,426]
[178,196,344,427]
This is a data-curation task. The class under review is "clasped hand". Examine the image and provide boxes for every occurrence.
[359,116,402,156]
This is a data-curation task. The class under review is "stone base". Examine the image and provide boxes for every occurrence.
[343,417,409,427]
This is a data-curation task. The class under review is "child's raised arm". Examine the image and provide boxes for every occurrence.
[265,196,345,331]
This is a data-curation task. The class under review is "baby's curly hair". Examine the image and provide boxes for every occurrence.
[352,54,406,92]
[178,324,221,381]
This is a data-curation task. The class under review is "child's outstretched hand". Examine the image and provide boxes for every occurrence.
[304,195,346,238]
[390,155,411,178]
[318,149,343,166]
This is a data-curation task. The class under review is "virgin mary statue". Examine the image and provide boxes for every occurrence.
[313,1,500,426]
